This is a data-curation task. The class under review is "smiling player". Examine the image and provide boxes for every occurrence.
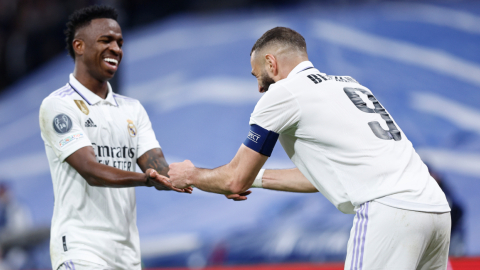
[39,6,191,270]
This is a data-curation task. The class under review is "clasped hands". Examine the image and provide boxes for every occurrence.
[145,168,193,193]
[146,160,251,201]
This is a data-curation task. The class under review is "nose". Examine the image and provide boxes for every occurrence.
[110,41,122,55]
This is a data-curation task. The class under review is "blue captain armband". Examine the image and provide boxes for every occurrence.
[243,124,279,157]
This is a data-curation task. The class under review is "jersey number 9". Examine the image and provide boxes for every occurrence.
[344,87,402,141]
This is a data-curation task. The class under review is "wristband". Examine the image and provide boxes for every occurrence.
[252,169,265,188]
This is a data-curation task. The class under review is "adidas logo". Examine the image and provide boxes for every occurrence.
[85,118,97,127]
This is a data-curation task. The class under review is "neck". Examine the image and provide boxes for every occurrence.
[73,65,109,99]
[274,56,309,82]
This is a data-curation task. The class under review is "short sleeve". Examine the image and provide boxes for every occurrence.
[136,103,161,158]
[39,97,92,162]
[249,85,300,133]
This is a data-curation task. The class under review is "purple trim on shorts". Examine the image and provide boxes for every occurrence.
[350,202,370,270]
[359,202,370,270]
[350,204,364,270]
[70,260,76,270]
[354,206,365,269]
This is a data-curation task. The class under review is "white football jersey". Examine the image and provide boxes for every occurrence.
[39,74,160,270]
[250,61,450,214]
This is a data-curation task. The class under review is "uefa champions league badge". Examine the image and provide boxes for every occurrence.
[127,119,137,137]
[53,114,73,134]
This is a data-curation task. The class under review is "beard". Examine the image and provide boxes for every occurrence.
[260,71,275,92]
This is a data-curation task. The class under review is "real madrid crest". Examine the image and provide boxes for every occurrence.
[127,119,137,137]
[74,100,89,115]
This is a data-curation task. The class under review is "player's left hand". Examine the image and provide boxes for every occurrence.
[225,190,252,201]
[168,160,195,189]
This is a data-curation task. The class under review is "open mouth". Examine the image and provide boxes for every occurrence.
[104,58,119,69]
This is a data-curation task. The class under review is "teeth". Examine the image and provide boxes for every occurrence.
[104,58,118,65]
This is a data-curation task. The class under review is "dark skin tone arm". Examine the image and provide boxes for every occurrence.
[137,148,169,178]
[137,147,193,191]
[66,146,192,192]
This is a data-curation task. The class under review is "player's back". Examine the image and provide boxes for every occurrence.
[270,66,449,214]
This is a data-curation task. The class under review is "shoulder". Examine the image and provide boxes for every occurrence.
[47,84,75,99]
[285,71,361,92]
[113,93,139,103]
[326,75,359,84]
[41,84,75,109]
[113,93,141,106]
[258,83,292,103]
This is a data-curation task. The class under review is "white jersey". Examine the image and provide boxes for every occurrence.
[39,74,160,270]
[250,61,450,214]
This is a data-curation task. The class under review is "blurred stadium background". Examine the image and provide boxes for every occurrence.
[1,0,480,269]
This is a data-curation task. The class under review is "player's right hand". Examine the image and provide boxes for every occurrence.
[146,169,193,194]
[225,190,252,201]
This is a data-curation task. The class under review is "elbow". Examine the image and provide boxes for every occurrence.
[225,176,250,194]
[82,174,104,187]
[85,177,101,187]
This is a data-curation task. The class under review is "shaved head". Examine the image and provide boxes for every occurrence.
[251,27,307,59]
[250,27,309,92]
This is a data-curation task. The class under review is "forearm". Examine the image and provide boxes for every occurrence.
[72,158,148,188]
[169,145,268,194]
[261,168,318,193]
[137,148,169,176]
[189,164,250,195]
[66,146,148,188]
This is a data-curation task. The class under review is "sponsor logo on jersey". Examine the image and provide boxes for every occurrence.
[85,118,97,127]
[91,143,136,171]
[59,133,84,148]
[127,119,137,137]
[247,130,261,143]
[74,100,89,115]
[92,143,135,158]
[53,114,72,134]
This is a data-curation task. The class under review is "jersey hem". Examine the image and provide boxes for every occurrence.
[375,196,451,213]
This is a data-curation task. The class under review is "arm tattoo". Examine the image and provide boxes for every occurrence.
[137,148,169,177]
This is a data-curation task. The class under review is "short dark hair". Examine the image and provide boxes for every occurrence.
[251,27,307,56]
[64,5,118,60]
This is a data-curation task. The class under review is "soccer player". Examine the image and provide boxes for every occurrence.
[168,27,452,269]
[39,6,191,270]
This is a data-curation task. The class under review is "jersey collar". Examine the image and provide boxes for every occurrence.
[68,74,118,107]
[287,61,315,78]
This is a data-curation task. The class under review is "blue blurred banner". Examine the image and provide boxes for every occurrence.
[1,1,479,267]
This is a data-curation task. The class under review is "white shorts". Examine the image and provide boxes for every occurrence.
[57,260,113,270]
[345,201,451,270]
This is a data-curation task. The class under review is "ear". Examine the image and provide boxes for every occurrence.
[264,54,278,77]
[72,39,85,57]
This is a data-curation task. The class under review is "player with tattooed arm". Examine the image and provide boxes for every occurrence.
[39,6,192,270]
